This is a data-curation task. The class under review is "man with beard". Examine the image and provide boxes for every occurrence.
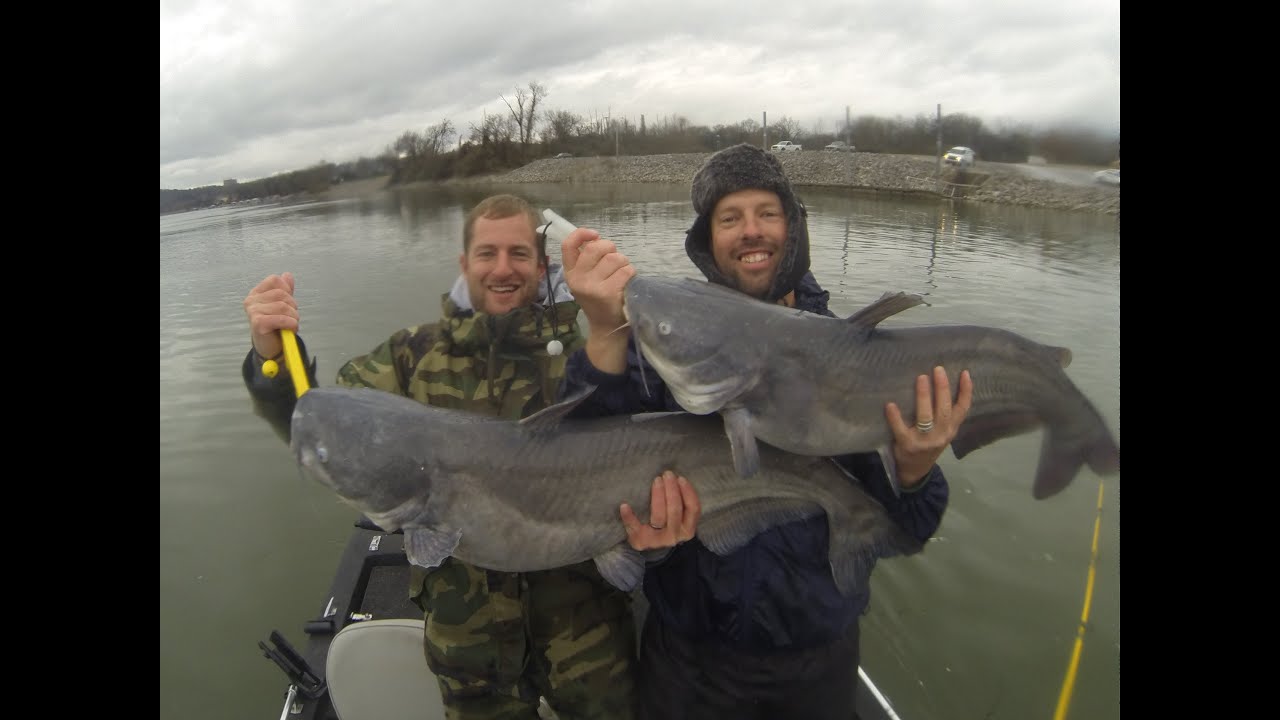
[242,194,641,719]
[557,144,974,719]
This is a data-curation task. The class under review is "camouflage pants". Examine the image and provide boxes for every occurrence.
[413,558,638,720]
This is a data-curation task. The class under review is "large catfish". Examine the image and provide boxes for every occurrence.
[622,275,1120,499]
[289,386,922,595]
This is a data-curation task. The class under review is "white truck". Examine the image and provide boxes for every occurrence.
[770,140,802,153]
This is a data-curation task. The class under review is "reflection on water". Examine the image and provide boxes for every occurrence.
[160,184,1118,720]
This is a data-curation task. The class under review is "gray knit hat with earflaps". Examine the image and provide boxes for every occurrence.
[684,143,811,302]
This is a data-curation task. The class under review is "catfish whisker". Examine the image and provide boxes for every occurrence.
[603,320,652,398]
[633,329,652,399]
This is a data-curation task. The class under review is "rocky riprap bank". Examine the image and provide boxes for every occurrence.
[455,152,1119,215]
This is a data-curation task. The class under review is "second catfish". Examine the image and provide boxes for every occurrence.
[623,275,1120,499]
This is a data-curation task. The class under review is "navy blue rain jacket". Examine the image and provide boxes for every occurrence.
[559,272,949,651]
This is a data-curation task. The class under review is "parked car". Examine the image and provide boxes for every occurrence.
[770,140,802,153]
[943,146,976,167]
[824,141,855,152]
[1093,168,1120,186]
[552,152,573,159]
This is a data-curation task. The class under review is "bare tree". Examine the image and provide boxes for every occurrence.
[774,115,802,140]
[663,114,690,134]
[501,81,548,146]
[941,113,984,148]
[392,130,426,158]
[541,109,583,144]
[423,119,456,154]
[469,112,516,146]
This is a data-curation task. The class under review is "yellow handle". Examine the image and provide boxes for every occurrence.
[261,329,311,398]
[279,329,310,398]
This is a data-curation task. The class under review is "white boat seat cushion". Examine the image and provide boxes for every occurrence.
[325,618,444,719]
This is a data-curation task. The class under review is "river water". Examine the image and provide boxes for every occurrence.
[159,181,1119,720]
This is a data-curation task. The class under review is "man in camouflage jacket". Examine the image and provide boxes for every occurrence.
[241,194,638,719]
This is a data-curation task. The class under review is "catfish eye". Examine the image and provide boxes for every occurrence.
[658,321,671,336]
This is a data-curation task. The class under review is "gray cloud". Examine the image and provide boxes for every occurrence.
[160,0,1119,189]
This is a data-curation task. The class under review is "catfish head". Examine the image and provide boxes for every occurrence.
[290,387,443,532]
[623,275,769,414]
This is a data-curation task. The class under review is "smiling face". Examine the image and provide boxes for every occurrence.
[709,188,789,300]
[460,213,546,315]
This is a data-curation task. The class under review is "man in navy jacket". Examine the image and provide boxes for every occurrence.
[558,143,974,719]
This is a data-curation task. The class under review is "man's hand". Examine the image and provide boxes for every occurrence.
[885,366,974,488]
[244,272,299,361]
[561,228,635,373]
[620,470,701,550]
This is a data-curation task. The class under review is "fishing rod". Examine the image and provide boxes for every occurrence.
[1053,480,1106,720]
[261,328,311,398]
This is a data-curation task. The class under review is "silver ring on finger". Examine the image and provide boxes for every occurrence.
[916,419,934,433]
[649,523,666,530]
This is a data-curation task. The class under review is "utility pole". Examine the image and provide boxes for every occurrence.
[762,111,768,150]
[935,104,943,180]
[846,105,852,186]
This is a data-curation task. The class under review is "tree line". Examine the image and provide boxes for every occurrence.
[160,81,1118,215]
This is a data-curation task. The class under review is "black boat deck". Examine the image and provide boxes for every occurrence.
[263,521,899,720]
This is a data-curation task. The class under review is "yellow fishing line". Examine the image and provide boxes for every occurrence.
[1053,481,1105,720]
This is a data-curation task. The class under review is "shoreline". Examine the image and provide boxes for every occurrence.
[326,151,1119,216]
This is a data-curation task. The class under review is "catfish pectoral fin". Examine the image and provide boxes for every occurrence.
[950,409,1042,460]
[826,479,925,598]
[827,520,923,598]
[594,543,646,592]
[404,527,463,570]
[722,408,762,478]
[877,446,900,497]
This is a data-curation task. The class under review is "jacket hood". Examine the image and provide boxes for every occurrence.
[436,263,582,412]
[683,143,812,302]
[447,261,573,312]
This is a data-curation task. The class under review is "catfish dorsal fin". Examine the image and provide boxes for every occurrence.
[519,384,597,433]
[845,292,927,336]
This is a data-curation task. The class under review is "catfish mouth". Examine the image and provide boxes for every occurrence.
[295,440,340,493]
[622,305,738,415]
[294,432,367,503]
[295,441,394,523]
[622,274,746,409]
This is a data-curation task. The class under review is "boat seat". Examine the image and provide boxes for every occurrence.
[325,618,444,719]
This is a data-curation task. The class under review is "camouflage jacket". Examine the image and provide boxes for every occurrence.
[334,293,584,420]
[243,289,637,695]
[242,292,585,435]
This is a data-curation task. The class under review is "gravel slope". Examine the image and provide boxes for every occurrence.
[455,151,1119,215]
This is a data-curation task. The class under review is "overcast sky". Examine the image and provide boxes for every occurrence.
[160,0,1120,189]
